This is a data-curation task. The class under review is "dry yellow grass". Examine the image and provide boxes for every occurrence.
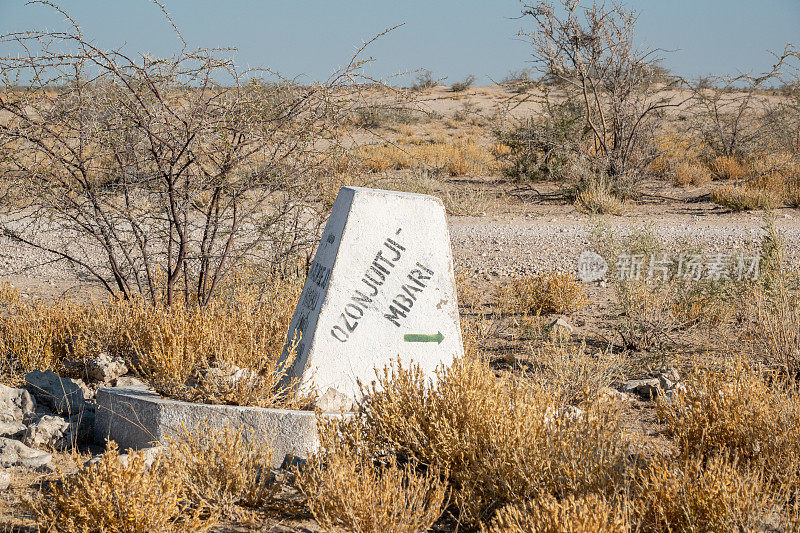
[347,358,627,527]
[29,424,277,531]
[649,134,705,179]
[496,272,587,316]
[165,422,277,517]
[657,360,800,487]
[523,340,622,405]
[709,155,751,180]
[359,138,493,176]
[486,494,627,533]
[673,161,711,187]
[633,454,772,532]
[710,183,783,211]
[0,273,308,408]
[28,442,210,532]
[295,424,448,533]
[574,182,628,215]
[750,275,800,374]
[788,180,800,207]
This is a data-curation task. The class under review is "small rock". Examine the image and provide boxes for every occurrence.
[313,388,355,413]
[0,471,9,490]
[113,376,147,388]
[0,438,52,469]
[84,446,163,470]
[622,378,660,400]
[87,353,128,383]
[24,415,71,449]
[600,387,631,403]
[201,363,256,388]
[0,421,26,439]
[658,367,680,383]
[548,316,574,336]
[0,384,36,422]
[24,370,86,416]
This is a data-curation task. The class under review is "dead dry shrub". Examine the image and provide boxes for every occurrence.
[614,280,681,352]
[358,139,492,177]
[633,453,772,532]
[439,187,496,216]
[348,358,628,527]
[673,161,711,187]
[657,361,800,487]
[750,275,800,374]
[649,134,704,180]
[574,178,628,215]
[166,422,277,517]
[788,180,800,207]
[709,155,751,180]
[295,421,448,533]
[496,272,587,316]
[28,442,209,532]
[485,494,627,533]
[0,9,375,307]
[520,0,686,182]
[670,281,736,330]
[710,183,783,211]
[523,340,622,405]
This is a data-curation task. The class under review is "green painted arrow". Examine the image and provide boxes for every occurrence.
[404,332,444,344]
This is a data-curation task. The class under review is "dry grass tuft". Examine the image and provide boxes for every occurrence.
[709,155,750,180]
[486,494,627,533]
[750,275,800,374]
[574,181,628,215]
[633,453,772,532]
[788,180,800,207]
[166,422,277,517]
[523,340,622,406]
[673,161,711,187]
[649,134,704,179]
[359,138,493,177]
[29,423,278,531]
[711,183,783,211]
[349,358,628,527]
[496,272,587,316]
[657,360,800,486]
[296,421,448,533]
[28,442,209,532]
[0,274,308,408]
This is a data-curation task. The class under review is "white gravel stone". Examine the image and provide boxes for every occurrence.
[0,384,36,422]
[87,353,128,383]
[0,438,52,469]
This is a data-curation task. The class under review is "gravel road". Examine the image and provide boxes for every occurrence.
[449,213,800,278]
[1,211,799,299]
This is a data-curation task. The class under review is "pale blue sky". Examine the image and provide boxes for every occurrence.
[1,1,798,85]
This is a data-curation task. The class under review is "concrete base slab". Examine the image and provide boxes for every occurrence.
[95,387,345,468]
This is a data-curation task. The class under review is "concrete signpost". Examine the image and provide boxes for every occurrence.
[95,186,463,466]
[282,186,464,403]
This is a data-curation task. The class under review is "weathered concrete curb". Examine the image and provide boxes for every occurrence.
[95,387,347,468]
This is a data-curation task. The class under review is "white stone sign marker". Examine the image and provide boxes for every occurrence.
[281,186,463,401]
